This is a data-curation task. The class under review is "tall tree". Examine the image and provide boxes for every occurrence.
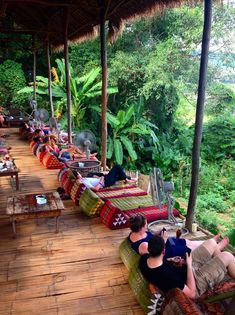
[186,0,213,231]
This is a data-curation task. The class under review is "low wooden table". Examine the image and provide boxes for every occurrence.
[6,192,64,237]
[0,165,19,190]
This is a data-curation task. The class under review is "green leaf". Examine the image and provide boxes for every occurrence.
[114,139,123,165]
[120,135,137,161]
[122,104,135,127]
[107,112,120,128]
[17,86,33,94]
[107,137,114,159]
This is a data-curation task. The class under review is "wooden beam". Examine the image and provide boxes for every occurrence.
[99,0,108,170]
[186,0,213,232]
[64,7,72,144]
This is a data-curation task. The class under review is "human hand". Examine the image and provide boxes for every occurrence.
[160,229,168,243]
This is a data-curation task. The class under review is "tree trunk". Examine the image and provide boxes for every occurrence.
[64,8,72,144]
[186,0,213,231]
[33,48,37,101]
[99,0,108,171]
[46,40,54,117]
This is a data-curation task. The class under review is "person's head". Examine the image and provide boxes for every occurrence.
[129,214,147,233]
[148,235,165,257]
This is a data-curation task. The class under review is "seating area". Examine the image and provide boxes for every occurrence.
[58,166,180,229]
[0,128,234,315]
[119,237,235,314]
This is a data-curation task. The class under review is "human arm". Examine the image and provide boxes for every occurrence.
[182,252,196,299]
[138,242,149,255]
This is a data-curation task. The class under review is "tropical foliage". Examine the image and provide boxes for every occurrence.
[1,2,235,237]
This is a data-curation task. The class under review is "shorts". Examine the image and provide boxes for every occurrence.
[192,244,227,298]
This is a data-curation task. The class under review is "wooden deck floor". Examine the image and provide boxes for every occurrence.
[0,129,144,315]
[1,128,228,315]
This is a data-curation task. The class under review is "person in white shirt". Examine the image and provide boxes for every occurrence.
[77,164,137,191]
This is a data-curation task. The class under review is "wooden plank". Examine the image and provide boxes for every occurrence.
[1,128,217,315]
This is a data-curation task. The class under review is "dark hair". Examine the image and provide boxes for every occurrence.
[129,214,146,232]
[34,129,42,135]
[148,235,165,257]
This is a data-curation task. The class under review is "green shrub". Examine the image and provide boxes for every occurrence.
[196,192,228,213]
[196,210,219,235]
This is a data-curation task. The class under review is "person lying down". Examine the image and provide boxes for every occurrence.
[76,164,137,191]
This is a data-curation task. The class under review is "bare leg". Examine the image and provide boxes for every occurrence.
[186,234,220,252]
[217,252,235,279]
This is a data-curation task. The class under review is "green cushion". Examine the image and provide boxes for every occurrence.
[79,188,104,217]
[128,263,153,313]
[119,238,140,271]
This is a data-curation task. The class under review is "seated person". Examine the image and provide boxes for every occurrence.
[128,214,226,258]
[77,164,137,191]
[43,135,60,156]
[32,128,45,141]
[139,234,234,299]
[58,144,97,161]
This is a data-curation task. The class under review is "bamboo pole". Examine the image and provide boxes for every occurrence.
[46,39,54,117]
[64,8,72,144]
[99,0,108,171]
[186,0,213,232]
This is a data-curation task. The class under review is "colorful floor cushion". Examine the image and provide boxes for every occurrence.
[98,186,179,229]
[70,179,86,203]
[79,188,104,217]
[41,152,64,169]
[29,140,36,150]
[119,237,140,271]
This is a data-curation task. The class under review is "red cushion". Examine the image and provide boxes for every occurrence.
[42,152,64,169]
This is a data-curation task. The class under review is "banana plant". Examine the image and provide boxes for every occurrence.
[18,59,117,129]
[92,104,158,165]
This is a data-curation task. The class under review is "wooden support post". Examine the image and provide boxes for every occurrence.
[64,8,72,144]
[99,0,108,171]
[46,39,54,117]
[186,0,213,232]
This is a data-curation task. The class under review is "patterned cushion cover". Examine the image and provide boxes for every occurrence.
[100,200,130,229]
[33,142,41,155]
[37,150,46,162]
[99,195,179,230]
[58,167,69,184]
[128,263,154,313]
[70,179,86,204]
[79,188,104,217]
[29,140,36,150]
[161,288,202,315]
[119,237,139,271]
[41,152,64,169]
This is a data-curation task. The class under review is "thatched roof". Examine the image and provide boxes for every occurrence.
[0,0,183,49]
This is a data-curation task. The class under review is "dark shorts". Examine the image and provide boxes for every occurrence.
[192,244,227,298]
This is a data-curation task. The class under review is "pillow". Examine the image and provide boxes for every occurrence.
[70,179,86,204]
[79,188,104,217]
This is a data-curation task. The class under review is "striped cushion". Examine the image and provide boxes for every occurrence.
[128,263,153,313]
[100,200,129,229]
[29,140,36,149]
[70,179,86,204]
[79,188,104,217]
[41,152,64,169]
[119,238,139,271]
[58,167,69,184]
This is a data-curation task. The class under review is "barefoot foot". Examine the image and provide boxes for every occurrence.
[217,237,229,251]
[213,233,221,242]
